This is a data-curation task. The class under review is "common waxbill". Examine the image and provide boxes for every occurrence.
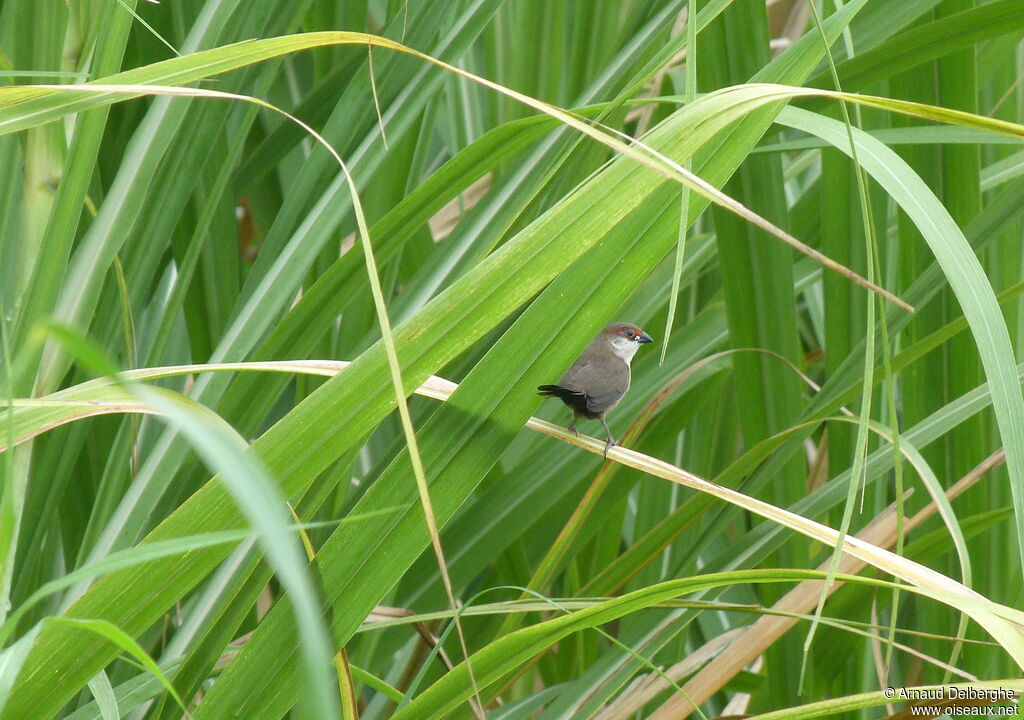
[538,322,653,454]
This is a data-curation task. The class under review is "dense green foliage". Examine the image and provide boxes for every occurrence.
[2,1,1024,718]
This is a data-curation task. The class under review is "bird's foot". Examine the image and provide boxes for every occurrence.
[603,437,617,458]
[567,424,579,438]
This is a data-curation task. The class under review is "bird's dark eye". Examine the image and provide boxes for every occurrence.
[626,331,635,339]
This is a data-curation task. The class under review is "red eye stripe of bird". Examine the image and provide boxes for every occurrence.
[537,322,653,455]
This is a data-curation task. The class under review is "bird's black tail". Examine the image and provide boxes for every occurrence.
[538,384,590,417]
[537,384,568,398]
[538,384,586,402]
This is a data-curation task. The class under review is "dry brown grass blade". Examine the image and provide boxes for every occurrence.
[590,629,744,720]
[641,449,1007,720]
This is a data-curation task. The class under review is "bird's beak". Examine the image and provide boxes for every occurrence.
[638,332,653,344]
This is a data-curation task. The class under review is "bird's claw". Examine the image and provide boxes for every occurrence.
[567,424,579,438]
[603,437,616,458]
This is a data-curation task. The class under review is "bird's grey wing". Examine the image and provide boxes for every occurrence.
[557,335,608,387]
[583,361,629,413]
[558,359,589,389]
[560,354,629,414]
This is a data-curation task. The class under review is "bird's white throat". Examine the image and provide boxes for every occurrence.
[609,337,640,364]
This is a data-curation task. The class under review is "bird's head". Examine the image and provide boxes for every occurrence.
[601,322,653,362]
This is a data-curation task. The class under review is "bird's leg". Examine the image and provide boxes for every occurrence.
[567,413,580,438]
[600,417,616,457]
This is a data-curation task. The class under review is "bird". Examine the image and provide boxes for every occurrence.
[537,322,653,455]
